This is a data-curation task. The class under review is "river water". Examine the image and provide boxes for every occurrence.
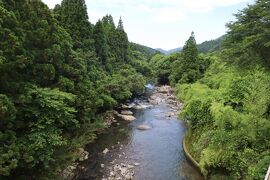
[75,86,203,180]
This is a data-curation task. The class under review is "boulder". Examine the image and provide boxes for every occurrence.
[133,105,144,109]
[115,111,136,121]
[119,114,136,121]
[120,110,133,115]
[121,104,130,109]
[137,124,151,130]
[127,164,134,169]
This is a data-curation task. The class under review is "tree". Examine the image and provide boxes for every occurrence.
[116,17,129,62]
[170,32,200,84]
[54,0,94,50]
[117,17,124,31]
[225,0,270,67]
[93,20,109,65]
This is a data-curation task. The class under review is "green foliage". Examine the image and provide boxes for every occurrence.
[54,0,94,50]
[150,53,178,84]
[174,3,270,176]
[224,0,270,67]
[17,86,77,169]
[93,20,109,65]
[178,83,214,129]
[0,95,18,176]
[177,58,270,179]
[170,32,212,85]
[0,0,150,178]
[197,35,226,53]
[0,86,77,177]
[130,54,154,81]
[130,42,160,59]
[104,67,146,102]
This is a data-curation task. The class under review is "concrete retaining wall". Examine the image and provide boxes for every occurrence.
[182,134,206,179]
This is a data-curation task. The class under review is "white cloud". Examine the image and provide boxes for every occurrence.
[42,0,62,8]
[178,0,247,13]
[91,0,248,23]
[41,0,252,49]
[153,8,186,23]
[42,0,248,21]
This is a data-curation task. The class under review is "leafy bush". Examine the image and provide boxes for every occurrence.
[177,59,270,179]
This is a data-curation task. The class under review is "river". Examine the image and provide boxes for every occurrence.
[75,86,203,180]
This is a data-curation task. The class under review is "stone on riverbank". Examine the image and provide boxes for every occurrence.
[103,148,109,154]
[77,148,89,161]
[156,85,172,94]
[120,115,136,121]
[60,162,78,180]
[104,163,134,180]
[114,111,136,121]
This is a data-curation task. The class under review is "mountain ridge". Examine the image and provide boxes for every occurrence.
[155,35,226,54]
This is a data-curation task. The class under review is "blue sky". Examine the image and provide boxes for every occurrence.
[42,0,254,50]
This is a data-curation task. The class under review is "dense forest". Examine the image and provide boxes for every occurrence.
[152,0,270,179]
[0,0,155,178]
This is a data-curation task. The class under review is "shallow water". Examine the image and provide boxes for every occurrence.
[75,92,203,180]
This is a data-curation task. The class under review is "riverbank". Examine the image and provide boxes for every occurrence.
[183,134,206,179]
[72,85,203,180]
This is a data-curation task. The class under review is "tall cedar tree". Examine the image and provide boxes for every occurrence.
[116,17,129,62]
[93,20,109,65]
[54,0,94,50]
[170,32,200,84]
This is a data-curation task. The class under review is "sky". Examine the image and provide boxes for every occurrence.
[42,0,254,50]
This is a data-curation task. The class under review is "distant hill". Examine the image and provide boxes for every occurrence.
[197,35,226,53]
[156,35,226,55]
[156,47,182,55]
[167,47,182,54]
[130,42,161,59]
[155,48,168,54]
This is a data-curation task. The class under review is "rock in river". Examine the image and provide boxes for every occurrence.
[137,124,151,130]
[134,162,140,166]
[114,111,136,121]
